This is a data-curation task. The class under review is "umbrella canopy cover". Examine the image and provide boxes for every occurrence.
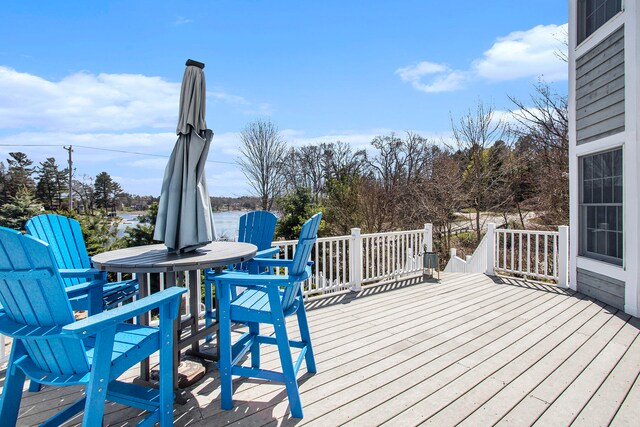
[154,62,216,252]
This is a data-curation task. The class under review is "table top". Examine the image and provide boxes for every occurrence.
[91,242,257,273]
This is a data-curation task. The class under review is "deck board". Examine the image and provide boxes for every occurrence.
[3,273,640,426]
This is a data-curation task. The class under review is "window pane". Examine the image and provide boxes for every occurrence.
[602,151,612,177]
[597,206,606,227]
[587,206,596,228]
[617,206,623,231]
[607,231,618,258]
[614,177,622,203]
[617,232,623,258]
[603,177,613,203]
[587,229,596,252]
[592,178,603,203]
[596,4,606,28]
[613,149,622,176]
[583,179,593,203]
[584,156,593,179]
[607,206,617,231]
[597,229,607,254]
[593,155,603,178]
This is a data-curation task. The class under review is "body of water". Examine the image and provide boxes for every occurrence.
[117,211,247,241]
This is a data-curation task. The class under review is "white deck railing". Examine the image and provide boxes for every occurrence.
[273,225,433,298]
[444,229,491,274]
[444,223,569,286]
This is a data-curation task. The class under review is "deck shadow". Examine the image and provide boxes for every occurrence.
[305,274,432,311]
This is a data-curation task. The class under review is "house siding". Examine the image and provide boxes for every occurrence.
[577,267,625,309]
[576,25,625,145]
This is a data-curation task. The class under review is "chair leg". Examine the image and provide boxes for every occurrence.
[28,380,42,392]
[296,299,316,373]
[217,282,234,411]
[159,305,175,425]
[268,287,303,418]
[273,317,304,418]
[0,344,26,426]
[83,327,116,427]
[249,322,260,368]
[204,279,213,342]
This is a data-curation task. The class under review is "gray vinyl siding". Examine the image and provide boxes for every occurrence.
[577,267,625,310]
[576,26,625,145]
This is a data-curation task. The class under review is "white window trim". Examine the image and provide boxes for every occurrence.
[576,256,626,282]
[576,8,625,54]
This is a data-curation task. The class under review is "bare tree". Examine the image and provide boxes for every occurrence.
[451,101,507,242]
[238,120,288,211]
[509,82,568,225]
[414,151,466,254]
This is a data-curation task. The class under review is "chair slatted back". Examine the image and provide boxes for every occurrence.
[0,227,89,375]
[25,214,92,287]
[238,211,277,250]
[281,213,322,311]
[237,210,277,271]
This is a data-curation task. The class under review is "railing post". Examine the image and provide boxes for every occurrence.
[558,225,569,288]
[350,228,363,292]
[424,223,433,252]
[486,223,496,276]
[450,248,457,259]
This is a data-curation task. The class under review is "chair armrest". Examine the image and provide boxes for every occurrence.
[62,287,186,336]
[65,279,107,298]
[212,267,311,288]
[254,247,280,258]
[252,258,295,269]
[59,268,105,280]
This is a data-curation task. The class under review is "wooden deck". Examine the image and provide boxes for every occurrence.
[4,272,640,426]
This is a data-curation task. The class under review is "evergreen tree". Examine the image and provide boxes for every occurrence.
[94,171,112,209]
[124,202,160,246]
[6,152,35,196]
[94,171,123,212]
[36,157,65,210]
[275,187,324,240]
[0,187,41,230]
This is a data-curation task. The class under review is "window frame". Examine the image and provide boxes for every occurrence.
[578,147,624,266]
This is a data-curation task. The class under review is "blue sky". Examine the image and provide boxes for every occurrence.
[0,0,568,197]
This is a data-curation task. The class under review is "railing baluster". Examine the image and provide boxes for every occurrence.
[535,234,540,276]
[544,234,549,278]
[518,232,523,274]
[553,235,560,280]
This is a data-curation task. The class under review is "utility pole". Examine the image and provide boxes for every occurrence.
[63,145,73,211]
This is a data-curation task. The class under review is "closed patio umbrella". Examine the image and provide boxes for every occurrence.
[154,59,216,253]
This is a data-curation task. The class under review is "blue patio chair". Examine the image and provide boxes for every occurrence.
[203,210,278,339]
[210,213,321,418]
[0,227,185,427]
[26,214,138,315]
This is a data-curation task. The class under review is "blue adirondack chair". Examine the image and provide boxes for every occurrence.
[0,227,186,426]
[25,214,138,315]
[210,213,321,418]
[203,210,278,339]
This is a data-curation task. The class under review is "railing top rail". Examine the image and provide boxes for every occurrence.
[273,228,426,246]
[361,229,425,238]
[495,229,559,236]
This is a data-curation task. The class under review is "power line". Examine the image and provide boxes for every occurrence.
[0,143,237,165]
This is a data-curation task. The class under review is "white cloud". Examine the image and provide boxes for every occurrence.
[397,23,568,93]
[474,24,568,82]
[395,61,467,93]
[0,66,266,132]
[173,16,193,25]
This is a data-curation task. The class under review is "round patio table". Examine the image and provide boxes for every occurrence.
[91,241,257,395]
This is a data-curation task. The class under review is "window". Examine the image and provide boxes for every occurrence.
[579,149,623,265]
[578,0,622,44]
